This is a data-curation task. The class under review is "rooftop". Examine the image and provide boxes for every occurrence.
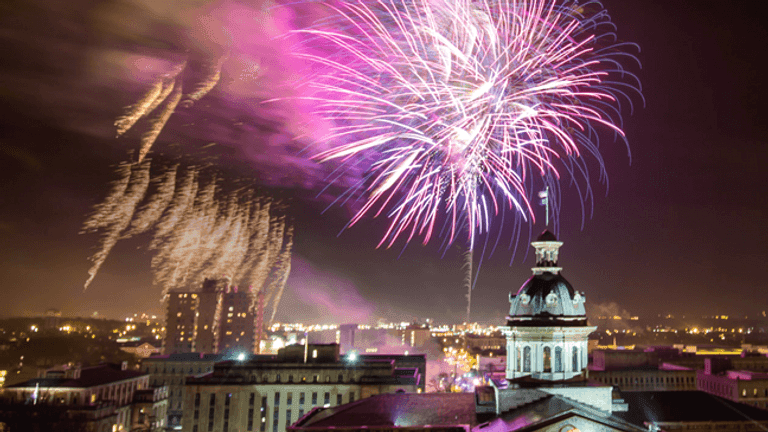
[292,393,478,430]
[616,391,768,425]
[5,364,146,389]
[144,353,225,362]
[291,391,644,432]
[535,230,558,242]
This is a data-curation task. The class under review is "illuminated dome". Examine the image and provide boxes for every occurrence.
[507,230,587,327]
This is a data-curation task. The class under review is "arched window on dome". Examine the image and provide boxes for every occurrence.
[516,347,521,372]
[555,347,563,373]
[523,347,531,372]
[543,347,552,373]
[572,347,579,372]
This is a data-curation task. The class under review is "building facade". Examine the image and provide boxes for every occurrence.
[164,279,258,355]
[590,368,697,391]
[141,353,223,429]
[181,344,421,432]
[0,363,166,432]
[697,367,768,410]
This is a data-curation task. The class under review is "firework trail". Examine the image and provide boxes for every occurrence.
[115,55,226,163]
[83,162,292,310]
[150,168,199,248]
[258,218,286,304]
[268,225,293,325]
[114,80,164,136]
[124,164,178,236]
[83,161,151,289]
[464,247,472,324]
[82,163,134,233]
[138,81,183,163]
[181,56,227,108]
[290,0,641,249]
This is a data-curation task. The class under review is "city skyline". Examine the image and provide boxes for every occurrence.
[1,0,767,323]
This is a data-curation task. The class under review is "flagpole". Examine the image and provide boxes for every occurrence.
[538,186,550,227]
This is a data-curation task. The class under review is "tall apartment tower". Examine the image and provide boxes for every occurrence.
[217,287,255,353]
[164,279,258,355]
[194,279,224,353]
[165,292,198,354]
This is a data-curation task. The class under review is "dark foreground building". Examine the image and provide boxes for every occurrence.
[617,391,768,431]
[0,363,168,431]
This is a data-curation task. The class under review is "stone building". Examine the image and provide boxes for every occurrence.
[503,232,598,388]
[141,352,223,428]
[181,344,421,432]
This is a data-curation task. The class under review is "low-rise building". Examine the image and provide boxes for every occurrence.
[131,386,170,431]
[181,344,421,432]
[590,367,697,391]
[141,353,224,428]
[617,391,768,431]
[697,367,768,410]
[0,363,166,431]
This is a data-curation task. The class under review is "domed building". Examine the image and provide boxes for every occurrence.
[504,230,596,382]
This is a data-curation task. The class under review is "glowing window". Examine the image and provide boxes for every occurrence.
[543,347,552,373]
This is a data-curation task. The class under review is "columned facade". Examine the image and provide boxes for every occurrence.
[504,326,593,381]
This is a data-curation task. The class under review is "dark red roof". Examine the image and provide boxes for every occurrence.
[293,393,477,429]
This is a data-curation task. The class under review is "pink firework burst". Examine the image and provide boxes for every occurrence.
[289,0,641,249]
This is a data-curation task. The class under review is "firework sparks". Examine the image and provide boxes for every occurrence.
[124,164,178,236]
[83,161,151,289]
[290,0,641,248]
[115,80,164,137]
[138,81,182,163]
[115,55,227,162]
[83,162,292,317]
[182,56,227,108]
[267,225,294,325]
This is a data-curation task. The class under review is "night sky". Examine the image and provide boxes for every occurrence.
[1,0,766,324]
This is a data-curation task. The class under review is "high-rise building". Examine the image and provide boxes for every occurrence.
[164,279,258,355]
[218,289,255,353]
[165,292,199,354]
[194,279,223,354]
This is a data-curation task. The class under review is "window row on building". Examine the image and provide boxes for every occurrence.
[513,345,583,373]
[186,387,359,432]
